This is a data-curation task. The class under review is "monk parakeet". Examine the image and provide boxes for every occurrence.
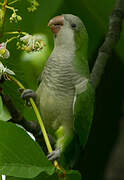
[22,14,94,167]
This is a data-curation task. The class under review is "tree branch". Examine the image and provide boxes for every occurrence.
[2,94,43,146]
[90,0,124,89]
[2,94,55,151]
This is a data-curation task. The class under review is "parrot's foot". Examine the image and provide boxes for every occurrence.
[47,148,61,161]
[21,89,36,106]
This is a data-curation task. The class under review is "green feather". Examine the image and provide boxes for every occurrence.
[60,24,94,167]
[73,25,95,147]
[74,82,94,147]
[73,25,89,77]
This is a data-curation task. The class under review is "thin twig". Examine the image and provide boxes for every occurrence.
[7,36,19,43]
[8,75,61,170]
[5,5,16,12]
[90,0,124,89]
[8,0,20,5]
[0,0,7,37]
[5,31,27,35]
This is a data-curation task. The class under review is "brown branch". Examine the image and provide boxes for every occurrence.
[2,94,55,152]
[2,94,43,146]
[90,0,124,89]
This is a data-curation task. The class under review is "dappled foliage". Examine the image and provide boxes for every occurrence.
[0,0,124,180]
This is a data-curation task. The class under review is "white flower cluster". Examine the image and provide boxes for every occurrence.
[0,62,15,80]
[17,34,45,52]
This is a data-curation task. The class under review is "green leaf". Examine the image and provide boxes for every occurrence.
[0,121,55,178]
[0,105,11,121]
[6,173,57,180]
[0,96,11,121]
[6,170,81,180]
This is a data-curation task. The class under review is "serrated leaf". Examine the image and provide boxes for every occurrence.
[0,121,55,178]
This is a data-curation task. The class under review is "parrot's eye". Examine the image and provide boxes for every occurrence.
[71,23,77,29]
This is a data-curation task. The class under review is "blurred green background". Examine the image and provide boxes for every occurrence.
[1,0,124,179]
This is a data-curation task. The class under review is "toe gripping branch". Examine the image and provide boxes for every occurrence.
[47,148,61,162]
[20,88,36,106]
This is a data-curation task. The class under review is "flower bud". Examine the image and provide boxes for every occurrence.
[0,43,10,59]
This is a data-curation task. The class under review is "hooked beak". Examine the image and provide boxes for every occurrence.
[48,15,64,36]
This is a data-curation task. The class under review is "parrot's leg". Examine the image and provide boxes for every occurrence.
[21,89,36,106]
[47,125,74,162]
[47,148,61,161]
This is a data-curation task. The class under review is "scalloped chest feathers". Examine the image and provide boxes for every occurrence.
[36,46,82,132]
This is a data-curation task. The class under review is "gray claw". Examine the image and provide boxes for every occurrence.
[21,89,36,100]
[47,149,61,161]
[21,89,36,106]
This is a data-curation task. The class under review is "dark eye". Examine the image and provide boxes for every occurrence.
[71,23,77,28]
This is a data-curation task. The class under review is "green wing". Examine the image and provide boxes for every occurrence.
[74,80,94,148]
[61,80,94,167]
[73,28,94,148]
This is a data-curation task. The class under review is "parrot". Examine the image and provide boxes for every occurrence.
[21,14,94,167]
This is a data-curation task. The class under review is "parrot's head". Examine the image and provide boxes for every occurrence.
[48,14,88,52]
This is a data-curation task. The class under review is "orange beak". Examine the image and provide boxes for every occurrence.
[48,15,64,35]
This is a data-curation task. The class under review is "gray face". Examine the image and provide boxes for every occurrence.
[48,14,86,37]
[48,14,85,48]
[63,14,86,32]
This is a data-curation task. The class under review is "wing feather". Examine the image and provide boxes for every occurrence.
[74,80,94,147]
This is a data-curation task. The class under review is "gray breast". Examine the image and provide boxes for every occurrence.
[36,47,84,132]
[41,52,75,97]
[35,49,75,130]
